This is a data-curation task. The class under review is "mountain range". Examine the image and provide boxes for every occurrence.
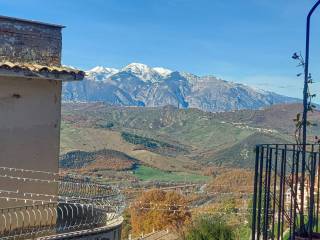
[63,63,299,112]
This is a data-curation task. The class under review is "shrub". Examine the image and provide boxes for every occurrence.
[130,189,191,236]
[184,215,235,240]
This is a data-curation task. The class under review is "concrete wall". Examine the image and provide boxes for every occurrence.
[42,222,123,240]
[77,230,121,240]
[62,227,122,240]
[0,17,62,66]
[0,75,61,208]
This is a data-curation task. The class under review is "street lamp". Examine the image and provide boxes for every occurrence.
[302,0,320,146]
[301,0,320,236]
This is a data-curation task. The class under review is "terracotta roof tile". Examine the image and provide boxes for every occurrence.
[0,61,85,81]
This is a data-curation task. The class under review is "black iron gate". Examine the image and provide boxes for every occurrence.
[251,144,320,239]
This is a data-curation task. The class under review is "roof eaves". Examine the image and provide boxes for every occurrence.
[0,62,85,81]
[0,15,65,28]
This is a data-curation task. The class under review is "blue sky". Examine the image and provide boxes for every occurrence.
[2,0,320,99]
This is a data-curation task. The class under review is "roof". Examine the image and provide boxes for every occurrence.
[0,15,65,28]
[132,230,179,240]
[0,61,85,81]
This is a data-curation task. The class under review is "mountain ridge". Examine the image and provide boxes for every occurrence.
[63,63,299,112]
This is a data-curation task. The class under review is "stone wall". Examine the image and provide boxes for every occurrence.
[0,17,62,66]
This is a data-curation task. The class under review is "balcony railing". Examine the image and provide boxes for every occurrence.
[251,144,320,240]
[0,169,124,239]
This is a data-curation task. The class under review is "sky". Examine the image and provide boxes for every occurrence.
[1,0,320,100]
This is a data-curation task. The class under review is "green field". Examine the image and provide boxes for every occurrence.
[133,165,209,183]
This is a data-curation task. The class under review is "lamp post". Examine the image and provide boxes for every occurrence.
[302,0,320,148]
[301,0,320,236]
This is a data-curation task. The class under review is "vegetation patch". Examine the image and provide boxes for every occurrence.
[133,165,209,183]
[185,215,235,240]
[98,122,115,129]
[207,168,254,193]
[121,131,188,156]
[59,148,138,171]
[130,189,191,237]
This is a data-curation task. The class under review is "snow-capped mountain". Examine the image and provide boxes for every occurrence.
[120,63,172,82]
[86,66,119,81]
[63,63,299,112]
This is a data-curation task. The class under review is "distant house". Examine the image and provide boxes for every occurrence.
[285,174,318,212]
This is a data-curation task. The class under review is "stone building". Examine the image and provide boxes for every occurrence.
[0,15,83,209]
[0,16,122,240]
[0,15,85,209]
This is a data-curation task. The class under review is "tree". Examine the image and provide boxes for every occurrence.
[121,209,132,239]
[130,189,191,236]
[184,215,235,240]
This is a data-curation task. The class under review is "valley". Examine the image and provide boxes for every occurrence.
[60,102,313,180]
[59,102,317,239]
